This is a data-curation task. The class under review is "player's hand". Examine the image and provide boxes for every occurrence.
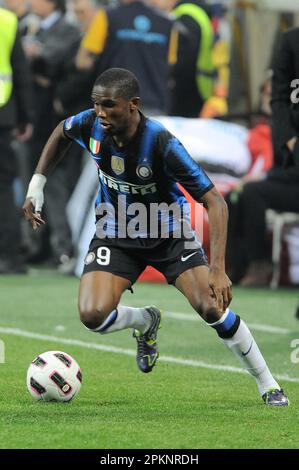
[22,198,45,230]
[23,173,47,229]
[208,267,232,312]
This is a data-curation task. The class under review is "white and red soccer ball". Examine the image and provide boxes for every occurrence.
[27,351,82,402]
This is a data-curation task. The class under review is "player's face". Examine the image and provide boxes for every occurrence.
[91,85,136,135]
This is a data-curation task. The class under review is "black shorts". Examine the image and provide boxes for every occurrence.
[82,235,208,285]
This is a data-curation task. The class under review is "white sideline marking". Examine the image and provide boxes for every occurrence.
[246,323,290,335]
[0,326,298,384]
[164,311,291,335]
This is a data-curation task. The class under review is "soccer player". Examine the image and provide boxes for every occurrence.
[23,68,288,406]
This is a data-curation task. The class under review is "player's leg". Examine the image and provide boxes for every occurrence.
[175,265,289,406]
[79,271,162,373]
[78,238,162,373]
[78,270,155,334]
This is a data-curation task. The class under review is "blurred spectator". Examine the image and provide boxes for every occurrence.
[75,0,176,115]
[227,24,299,288]
[54,0,100,117]
[3,0,39,37]
[23,0,80,271]
[270,25,299,307]
[154,0,215,117]
[0,6,34,273]
[69,0,99,31]
[200,1,230,118]
[271,27,299,172]
[53,0,101,197]
[4,0,40,207]
[225,76,274,284]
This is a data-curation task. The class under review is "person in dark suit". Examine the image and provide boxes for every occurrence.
[270,27,299,311]
[271,27,299,169]
[23,0,80,271]
[0,6,34,273]
[234,28,299,287]
[54,0,100,119]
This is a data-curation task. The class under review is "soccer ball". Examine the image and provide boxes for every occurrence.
[27,351,82,402]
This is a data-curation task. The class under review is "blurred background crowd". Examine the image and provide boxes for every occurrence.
[1,0,299,290]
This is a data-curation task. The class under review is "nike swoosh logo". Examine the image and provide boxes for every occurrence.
[241,340,253,356]
[181,252,197,262]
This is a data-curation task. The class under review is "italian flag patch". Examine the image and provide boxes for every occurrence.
[89,137,100,154]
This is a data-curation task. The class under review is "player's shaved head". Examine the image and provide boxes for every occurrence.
[94,68,140,101]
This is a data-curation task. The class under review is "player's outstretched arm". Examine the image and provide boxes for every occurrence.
[201,187,232,312]
[22,121,72,230]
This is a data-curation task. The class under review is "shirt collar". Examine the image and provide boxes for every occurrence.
[40,11,62,30]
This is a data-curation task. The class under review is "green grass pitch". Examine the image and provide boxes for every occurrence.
[0,274,299,449]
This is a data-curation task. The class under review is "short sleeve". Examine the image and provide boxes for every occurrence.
[160,131,214,200]
[63,109,95,150]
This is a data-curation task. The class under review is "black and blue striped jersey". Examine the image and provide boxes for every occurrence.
[63,109,214,237]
